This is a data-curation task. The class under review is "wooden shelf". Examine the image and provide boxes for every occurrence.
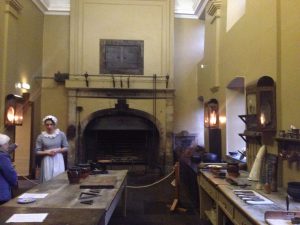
[276,137,300,162]
[239,132,262,145]
[225,155,246,164]
[238,114,257,124]
[238,115,260,145]
[275,137,300,143]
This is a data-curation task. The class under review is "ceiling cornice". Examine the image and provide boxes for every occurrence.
[175,0,208,19]
[207,0,222,16]
[32,0,70,15]
[32,0,209,19]
[6,0,23,12]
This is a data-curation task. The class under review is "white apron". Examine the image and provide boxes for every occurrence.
[41,153,65,182]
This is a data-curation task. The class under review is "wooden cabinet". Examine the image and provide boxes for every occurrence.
[199,173,218,200]
[198,171,266,225]
[218,192,234,220]
[234,209,254,225]
[198,173,218,225]
[239,76,276,144]
[245,76,276,132]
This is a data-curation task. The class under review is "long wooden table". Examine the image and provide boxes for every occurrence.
[0,207,106,225]
[198,170,300,225]
[0,170,127,225]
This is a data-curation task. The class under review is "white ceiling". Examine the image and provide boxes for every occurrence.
[32,0,208,19]
[175,0,208,19]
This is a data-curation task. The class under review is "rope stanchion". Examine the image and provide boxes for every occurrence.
[126,169,174,189]
[168,162,187,212]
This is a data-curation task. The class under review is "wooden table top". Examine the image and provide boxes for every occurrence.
[4,170,127,210]
[199,169,229,186]
[1,170,127,225]
[0,206,105,225]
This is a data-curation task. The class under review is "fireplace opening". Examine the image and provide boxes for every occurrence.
[83,114,159,166]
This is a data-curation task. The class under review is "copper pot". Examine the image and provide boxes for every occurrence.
[227,163,239,177]
[67,167,81,184]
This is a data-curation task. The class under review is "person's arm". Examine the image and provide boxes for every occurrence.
[45,147,67,154]
[0,156,18,187]
[36,149,57,156]
[54,147,68,153]
[35,135,56,156]
[7,143,18,154]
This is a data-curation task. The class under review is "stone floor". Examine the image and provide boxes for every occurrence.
[16,165,210,225]
[108,165,209,225]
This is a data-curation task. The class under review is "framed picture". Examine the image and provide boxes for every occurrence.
[100,39,144,75]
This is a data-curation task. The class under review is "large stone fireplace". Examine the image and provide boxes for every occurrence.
[66,87,175,170]
[66,0,174,170]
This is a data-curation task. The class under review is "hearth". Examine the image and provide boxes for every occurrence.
[66,89,175,169]
[72,99,160,168]
[83,115,159,166]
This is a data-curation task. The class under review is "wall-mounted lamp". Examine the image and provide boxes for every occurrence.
[219,116,227,124]
[15,82,30,90]
[5,94,24,126]
[260,112,266,127]
[204,98,219,128]
[200,64,207,69]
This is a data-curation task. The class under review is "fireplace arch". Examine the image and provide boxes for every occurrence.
[79,106,161,166]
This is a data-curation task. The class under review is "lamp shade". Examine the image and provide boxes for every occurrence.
[5,94,24,126]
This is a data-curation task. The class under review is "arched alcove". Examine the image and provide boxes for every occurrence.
[226,76,246,154]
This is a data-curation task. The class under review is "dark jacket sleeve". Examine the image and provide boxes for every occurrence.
[0,155,18,187]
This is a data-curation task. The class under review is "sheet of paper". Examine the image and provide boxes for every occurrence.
[6,213,48,223]
[18,193,48,199]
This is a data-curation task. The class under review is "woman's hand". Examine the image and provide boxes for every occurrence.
[45,149,57,156]
[42,148,65,156]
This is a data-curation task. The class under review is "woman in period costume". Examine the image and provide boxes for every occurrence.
[35,115,69,182]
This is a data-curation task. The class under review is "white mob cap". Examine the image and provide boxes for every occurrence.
[42,115,58,125]
[0,134,10,146]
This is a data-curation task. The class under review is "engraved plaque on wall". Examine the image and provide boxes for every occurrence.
[100,39,144,75]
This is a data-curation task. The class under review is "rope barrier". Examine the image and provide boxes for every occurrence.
[126,169,175,189]
[20,176,39,185]
[19,169,175,188]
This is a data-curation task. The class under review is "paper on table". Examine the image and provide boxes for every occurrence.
[6,213,48,223]
[18,193,48,199]
[266,219,292,225]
